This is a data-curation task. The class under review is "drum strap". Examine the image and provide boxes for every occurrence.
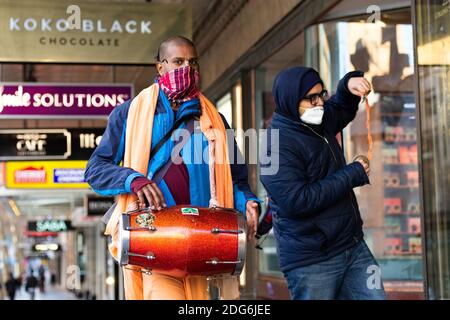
[152,117,196,184]
[102,117,195,225]
[149,115,192,161]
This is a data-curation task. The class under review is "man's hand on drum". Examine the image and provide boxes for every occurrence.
[246,201,260,241]
[137,183,167,210]
[131,177,167,210]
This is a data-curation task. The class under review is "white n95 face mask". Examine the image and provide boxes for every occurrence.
[300,106,324,125]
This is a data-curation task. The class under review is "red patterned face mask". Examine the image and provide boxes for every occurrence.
[158,66,200,104]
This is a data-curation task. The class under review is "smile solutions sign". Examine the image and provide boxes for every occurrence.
[0,0,192,64]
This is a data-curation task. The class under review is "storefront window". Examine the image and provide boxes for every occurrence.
[305,10,423,283]
[415,0,450,299]
[216,92,233,128]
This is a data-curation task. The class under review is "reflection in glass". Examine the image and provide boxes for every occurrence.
[415,0,450,299]
[305,12,423,282]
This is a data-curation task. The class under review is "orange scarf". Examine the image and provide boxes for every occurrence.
[104,83,237,300]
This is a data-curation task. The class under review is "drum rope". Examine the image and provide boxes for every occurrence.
[365,97,373,161]
[208,139,219,207]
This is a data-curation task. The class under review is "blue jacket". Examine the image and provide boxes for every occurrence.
[260,69,369,272]
[85,88,259,215]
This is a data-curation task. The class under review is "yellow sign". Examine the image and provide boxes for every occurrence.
[6,160,89,189]
[0,0,191,64]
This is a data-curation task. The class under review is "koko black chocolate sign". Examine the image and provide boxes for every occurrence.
[0,128,104,160]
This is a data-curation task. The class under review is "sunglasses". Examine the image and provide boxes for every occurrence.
[302,90,329,105]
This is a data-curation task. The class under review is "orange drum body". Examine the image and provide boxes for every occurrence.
[118,205,246,278]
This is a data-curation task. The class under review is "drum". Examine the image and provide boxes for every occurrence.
[118,205,246,278]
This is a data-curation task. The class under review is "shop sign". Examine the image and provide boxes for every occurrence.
[28,219,72,232]
[0,83,132,117]
[0,128,104,160]
[0,0,191,64]
[85,195,115,216]
[6,160,88,189]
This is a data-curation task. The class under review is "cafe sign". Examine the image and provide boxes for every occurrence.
[0,128,104,160]
[0,83,132,117]
[0,129,71,160]
[0,0,191,64]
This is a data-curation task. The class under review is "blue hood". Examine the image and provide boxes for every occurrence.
[272,66,323,122]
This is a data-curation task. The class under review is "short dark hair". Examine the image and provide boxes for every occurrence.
[155,36,196,62]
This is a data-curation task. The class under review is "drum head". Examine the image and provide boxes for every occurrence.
[118,213,130,266]
[232,211,247,276]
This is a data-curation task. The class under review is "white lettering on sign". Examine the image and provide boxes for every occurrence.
[141,21,152,34]
[56,18,70,32]
[53,169,85,183]
[16,134,47,153]
[0,86,32,113]
[125,20,137,33]
[24,18,37,31]
[41,18,52,31]
[110,20,123,33]
[9,18,152,34]
[83,19,94,33]
[14,168,46,183]
[88,201,114,211]
[9,18,20,31]
[0,85,130,114]
[36,220,68,232]
[79,133,102,149]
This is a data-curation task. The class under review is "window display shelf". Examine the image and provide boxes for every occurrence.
[379,91,422,270]
[384,186,419,190]
[380,254,422,259]
[385,212,421,216]
[383,141,418,145]
[381,112,416,117]
[385,232,421,236]
[383,163,418,167]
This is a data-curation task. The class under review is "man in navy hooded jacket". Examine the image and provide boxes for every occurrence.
[260,67,386,300]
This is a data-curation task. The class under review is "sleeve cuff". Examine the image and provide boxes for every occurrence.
[124,172,145,193]
[245,197,263,221]
[337,70,365,102]
[349,162,369,187]
[246,197,263,204]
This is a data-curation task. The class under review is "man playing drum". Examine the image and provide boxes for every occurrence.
[85,36,260,300]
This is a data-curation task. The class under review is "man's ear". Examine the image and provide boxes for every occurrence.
[156,63,164,76]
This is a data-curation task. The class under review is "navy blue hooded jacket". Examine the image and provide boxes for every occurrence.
[260,67,370,272]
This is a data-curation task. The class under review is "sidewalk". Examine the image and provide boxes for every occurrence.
[5,286,79,300]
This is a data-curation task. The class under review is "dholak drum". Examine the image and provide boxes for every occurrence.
[118,205,246,278]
